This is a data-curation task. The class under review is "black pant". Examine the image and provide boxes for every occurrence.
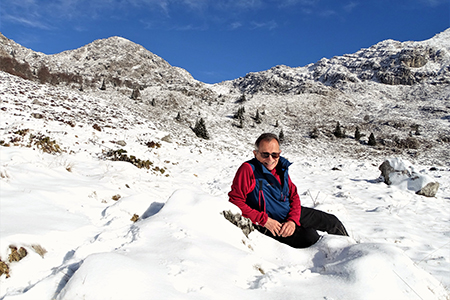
[255,206,348,249]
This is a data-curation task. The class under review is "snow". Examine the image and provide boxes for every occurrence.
[1,76,449,300]
[0,27,450,298]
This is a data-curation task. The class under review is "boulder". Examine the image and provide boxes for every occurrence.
[416,182,440,197]
[378,158,439,197]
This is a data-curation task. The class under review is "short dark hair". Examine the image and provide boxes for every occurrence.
[255,133,280,150]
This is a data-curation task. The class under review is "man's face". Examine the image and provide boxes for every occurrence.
[253,139,281,171]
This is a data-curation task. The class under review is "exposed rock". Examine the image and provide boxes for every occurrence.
[223,210,254,238]
[378,158,440,197]
[416,182,440,197]
[116,140,127,147]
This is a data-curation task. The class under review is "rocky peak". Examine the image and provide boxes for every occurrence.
[231,29,450,95]
[0,34,197,89]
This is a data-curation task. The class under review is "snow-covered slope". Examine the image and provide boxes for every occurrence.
[0,68,449,299]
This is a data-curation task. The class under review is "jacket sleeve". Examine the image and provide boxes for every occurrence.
[286,175,301,226]
[228,163,268,226]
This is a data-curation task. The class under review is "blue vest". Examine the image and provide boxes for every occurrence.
[246,157,292,223]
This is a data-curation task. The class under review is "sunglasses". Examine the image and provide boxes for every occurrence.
[258,151,281,159]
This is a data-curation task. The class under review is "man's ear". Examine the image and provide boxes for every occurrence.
[253,150,257,157]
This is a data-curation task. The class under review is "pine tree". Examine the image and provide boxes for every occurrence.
[234,106,245,120]
[368,132,376,146]
[255,109,262,124]
[131,87,141,100]
[279,129,285,143]
[333,122,345,138]
[100,79,106,91]
[275,120,279,127]
[355,126,361,141]
[193,118,210,139]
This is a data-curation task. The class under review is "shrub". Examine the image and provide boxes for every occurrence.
[31,134,62,154]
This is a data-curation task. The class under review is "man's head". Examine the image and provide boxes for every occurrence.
[253,133,281,171]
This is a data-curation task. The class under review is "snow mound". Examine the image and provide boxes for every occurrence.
[55,189,448,300]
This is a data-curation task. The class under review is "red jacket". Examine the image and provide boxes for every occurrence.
[228,161,301,227]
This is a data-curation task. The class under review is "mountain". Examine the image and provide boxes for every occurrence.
[0,29,449,166]
[232,29,450,95]
[0,34,201,88]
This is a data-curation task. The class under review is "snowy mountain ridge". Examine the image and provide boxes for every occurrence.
[0,29,449,167]
[231,28,450,94]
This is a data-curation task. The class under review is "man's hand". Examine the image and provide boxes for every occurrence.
[264,217,281,236]
[279,220,295,237]
[264,219,295,237]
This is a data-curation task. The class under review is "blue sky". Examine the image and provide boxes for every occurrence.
[0,0,449,84]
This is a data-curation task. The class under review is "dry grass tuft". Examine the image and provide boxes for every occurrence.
[32,244,47,258]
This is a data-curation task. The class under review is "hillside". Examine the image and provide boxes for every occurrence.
[0,31,449,299]
[0,29,449,168]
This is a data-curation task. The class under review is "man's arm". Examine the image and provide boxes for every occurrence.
[286,175,301,226]
[228,163,268,226]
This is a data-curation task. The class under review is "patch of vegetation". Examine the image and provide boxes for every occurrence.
[14,129,30,136]
[31,245,47,258]
[130,214,139,222]
[0,246,28,278]
[144,141,161,148]
[30,134,62,154]
[104,149,167,175]
[93,124,102,132]
[0,259,10,278]
[8,246,27,262]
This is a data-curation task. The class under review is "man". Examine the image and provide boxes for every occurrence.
[228,133,348,248]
